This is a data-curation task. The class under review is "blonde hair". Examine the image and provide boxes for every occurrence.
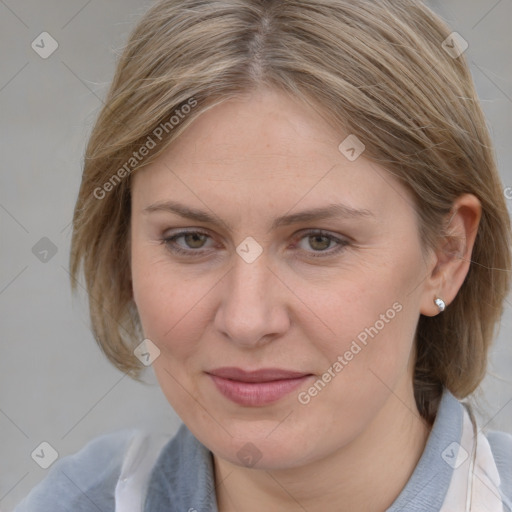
[70,0,511,422]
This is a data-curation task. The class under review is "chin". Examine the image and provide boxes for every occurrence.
[221,437,314,470]
[190,417,325,470]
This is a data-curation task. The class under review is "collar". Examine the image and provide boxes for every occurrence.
[143,389,491,512]
[386,389,462,511]
[143,423,218,512]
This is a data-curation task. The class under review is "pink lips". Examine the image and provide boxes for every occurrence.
[207,367,312,406]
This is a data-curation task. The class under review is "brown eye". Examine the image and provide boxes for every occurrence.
[294,230,349,258]
[182,232,208,249]
[162,230,213,256]
[307,234,332,251]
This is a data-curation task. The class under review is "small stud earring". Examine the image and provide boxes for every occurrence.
[434,297,446,313]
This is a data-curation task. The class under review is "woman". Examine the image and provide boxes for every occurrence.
[14,0,512,510]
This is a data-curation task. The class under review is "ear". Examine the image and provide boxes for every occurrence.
[420,194,482,317]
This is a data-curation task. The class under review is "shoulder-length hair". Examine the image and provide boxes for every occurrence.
[70,0,511,423]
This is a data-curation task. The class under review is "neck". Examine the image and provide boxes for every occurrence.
[213,380,432,512]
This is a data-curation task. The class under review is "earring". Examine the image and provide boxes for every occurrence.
[434,297,446,313]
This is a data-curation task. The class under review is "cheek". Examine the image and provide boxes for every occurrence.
[131,242,173,337]
[310,245,423,382]
[295,273,420,440]
[131,247,212,361]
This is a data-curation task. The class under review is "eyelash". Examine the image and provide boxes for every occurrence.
[160,229,349,259]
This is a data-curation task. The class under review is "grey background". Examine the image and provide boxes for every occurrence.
[0,1,511,510]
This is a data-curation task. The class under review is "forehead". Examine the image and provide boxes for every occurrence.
[131,88,416,224]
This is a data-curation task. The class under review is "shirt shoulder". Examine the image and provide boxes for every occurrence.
[486,429,512,510]
[13,428,141,512]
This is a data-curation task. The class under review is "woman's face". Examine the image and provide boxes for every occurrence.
[130,87,435,469]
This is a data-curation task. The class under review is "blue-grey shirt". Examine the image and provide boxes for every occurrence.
[13,389,512,511]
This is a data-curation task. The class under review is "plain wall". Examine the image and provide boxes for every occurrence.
[1,1,511,510]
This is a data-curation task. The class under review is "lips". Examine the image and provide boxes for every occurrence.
[207,367,313,406]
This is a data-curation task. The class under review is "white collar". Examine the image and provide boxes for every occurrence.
[440,404,504,511]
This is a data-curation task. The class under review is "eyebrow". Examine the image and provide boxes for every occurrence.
[143,200,374,231]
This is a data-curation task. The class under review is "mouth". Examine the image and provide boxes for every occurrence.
[206,367,314,406]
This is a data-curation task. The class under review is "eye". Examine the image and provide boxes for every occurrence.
[161,229,214,256]
[293,229,349,258]
[160,229,349,258]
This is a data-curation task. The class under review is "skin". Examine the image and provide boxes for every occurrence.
[130,86,481,511]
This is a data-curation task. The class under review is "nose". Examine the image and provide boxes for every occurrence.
[214,251,291,349]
